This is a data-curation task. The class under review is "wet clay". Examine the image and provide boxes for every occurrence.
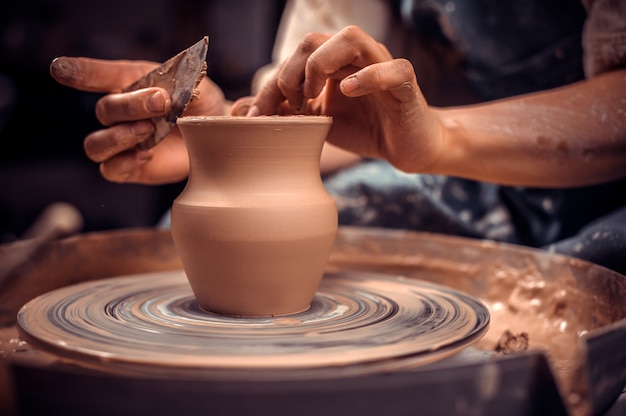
[494,330,529,354]
[475,260,600,416]
[330,250,594,413]
[327,227,626,416]
[14,270,489,378]
[172,116,337,316]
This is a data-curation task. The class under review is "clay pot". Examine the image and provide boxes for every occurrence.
[172,115,337,316]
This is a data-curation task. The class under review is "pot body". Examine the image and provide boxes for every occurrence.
[172,116,337,316]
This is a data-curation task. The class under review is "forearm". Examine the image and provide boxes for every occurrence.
[432,69,626,187]
[320,143,361,175]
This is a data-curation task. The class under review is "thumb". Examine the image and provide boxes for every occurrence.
[50,57,157,93]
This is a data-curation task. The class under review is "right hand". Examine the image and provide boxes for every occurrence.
[243,26,445,174]
[50,57,225,184]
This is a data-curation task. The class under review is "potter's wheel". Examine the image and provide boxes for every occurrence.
[5,227,626,416]
[16,270,489,379]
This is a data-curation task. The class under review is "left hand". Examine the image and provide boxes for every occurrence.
[50,57,224,184]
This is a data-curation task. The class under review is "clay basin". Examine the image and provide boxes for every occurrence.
[0,225,625,416]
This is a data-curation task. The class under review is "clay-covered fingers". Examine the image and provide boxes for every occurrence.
[301,26,393,98]
[84,121,155,163]
[50,57,157,93]
[248,32,332,116]
[94,87,171,126]
[97,149,152,183]
[97,135,190,184]
[251,26,393,115]
[249,55,317,116]
[275,33,331,112]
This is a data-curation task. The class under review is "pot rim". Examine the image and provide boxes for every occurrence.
[177,115,333,126]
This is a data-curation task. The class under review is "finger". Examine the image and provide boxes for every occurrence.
[247,69,289,116]
[84,121,155,163]
[339,58,418,102]
[303,26,392,98]
[230,96,254,116]
[99,135,190,184]
[50,57,157,93]
[250,34,330,116]
[99,150,153,183]
[276,32,330,111]
[95,87,171,126]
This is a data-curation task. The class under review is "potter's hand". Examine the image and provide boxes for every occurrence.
[50,57,225,184]
[246,26,444,173]
[246,26,626,187]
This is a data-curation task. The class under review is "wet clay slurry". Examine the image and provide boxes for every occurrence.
[15,270,489,376]
[173,116,337,316]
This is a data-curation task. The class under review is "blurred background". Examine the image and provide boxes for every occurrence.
[0,0,286,243]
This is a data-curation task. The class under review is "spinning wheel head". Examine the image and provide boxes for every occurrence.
[17,270,489,379]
